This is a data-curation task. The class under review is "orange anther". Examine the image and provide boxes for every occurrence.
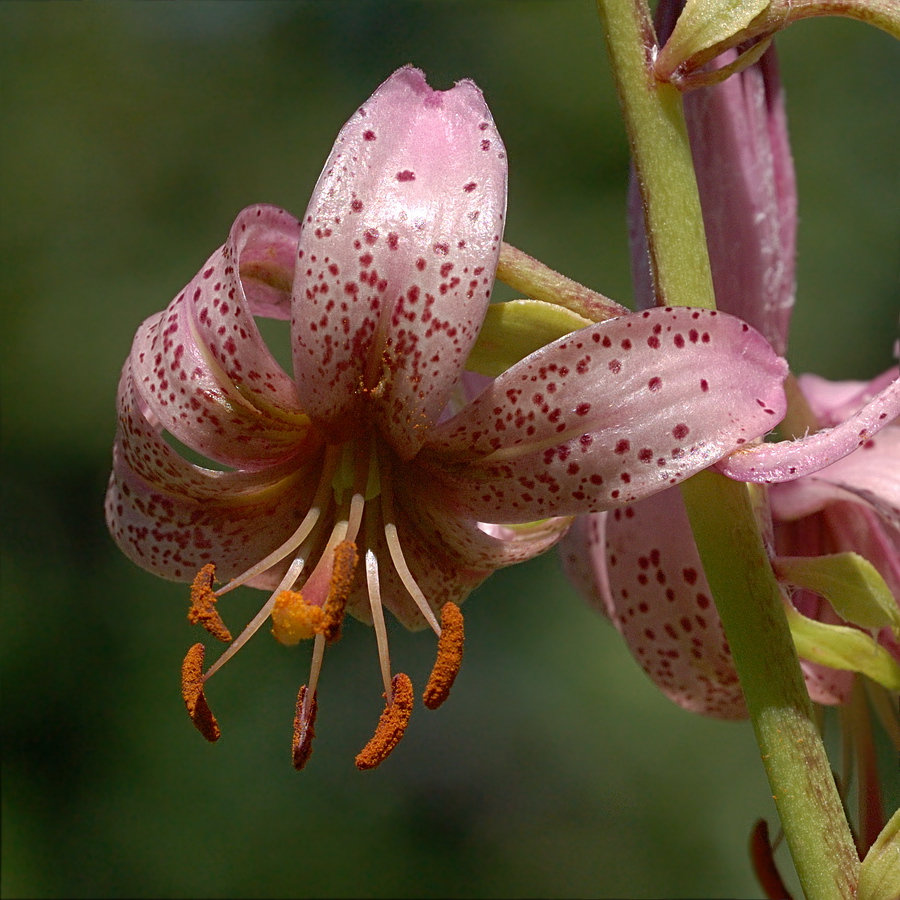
[188,564,232,643]
[423,602,464,710]
[355,672,414,770]
[320,540,358,644]
[292,685,318,771]
[181,642,220,742]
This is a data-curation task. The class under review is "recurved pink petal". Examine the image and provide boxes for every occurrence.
[112,364,301,500]
[291,66,506,457]
[132,205,309,470]
[424,307,787,522]
[106,366,323,585]
[716,369,899,484]
[561,491,748,719]
[397,467,573,572]
[799,368,900,426]
[684,46,796,354]
[105,460,316,587]
[769,427,900,531]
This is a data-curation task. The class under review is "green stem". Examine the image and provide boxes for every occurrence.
[593,0,860,896]
[497,242,629,322]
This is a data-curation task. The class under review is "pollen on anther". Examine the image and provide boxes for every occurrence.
[355,672,414,770]
[423,602,464,710]
[181,643,220,742]
[292,684,318,771]
[320,540,359,644]
[188,564,232,642]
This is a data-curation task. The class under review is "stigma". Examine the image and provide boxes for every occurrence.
[180,436,465,770]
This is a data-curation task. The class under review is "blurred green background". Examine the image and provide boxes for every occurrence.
[1,2,897,898]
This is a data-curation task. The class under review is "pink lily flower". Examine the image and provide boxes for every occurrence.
[767,368,900,704]
[563,19,900,720]
[105,66,788,769]
[563,366,899,716]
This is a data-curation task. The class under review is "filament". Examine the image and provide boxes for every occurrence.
[213,444,341,597]
[379,458,441,636]
[307,632,326,699]
[364,514,393,701]
[204,553,308,681]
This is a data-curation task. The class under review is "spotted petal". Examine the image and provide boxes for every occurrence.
[106,366,323,585]
[561,491,748,719]
[290,66,506,458]
[716,368,900,485]
[423,307,787,522]
[397,468,573,572]
[131,204,309,470]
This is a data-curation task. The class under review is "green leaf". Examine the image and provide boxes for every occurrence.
[859,807,900,900]
[658,0,770,77]
[784,603,900,691]
[774,552,900,637]
[466,300,591,377]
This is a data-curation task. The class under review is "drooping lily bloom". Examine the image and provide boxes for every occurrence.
[106,66,789,769]
[563,367,899,716]
[766,368,900,703]
[562,14,900,719]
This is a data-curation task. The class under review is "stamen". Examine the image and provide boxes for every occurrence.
[202,554,307,681]
[271,591,325,645]
[292,684,318,770]
[181,643,220,742]
[307,633,326,698]
[187,564,232,642]
[423,602,465,710]
[355,672,414,770]
[364,544,393,699]
[212,444,341,598]
[320,540,359,644]
[379,459,441,635]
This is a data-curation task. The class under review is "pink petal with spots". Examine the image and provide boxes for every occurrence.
[423,307,787,522]
[799,368,899,426]
[112,365,301,500]
[105,460,317,587]
[562,491,748,719]
[397,470,573,572]
[769,426,900,531]
[237,204,305,321]
[291,66,506,457]
[106,365,323,584]
[716,369,899,484]
[131,205,308,470]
